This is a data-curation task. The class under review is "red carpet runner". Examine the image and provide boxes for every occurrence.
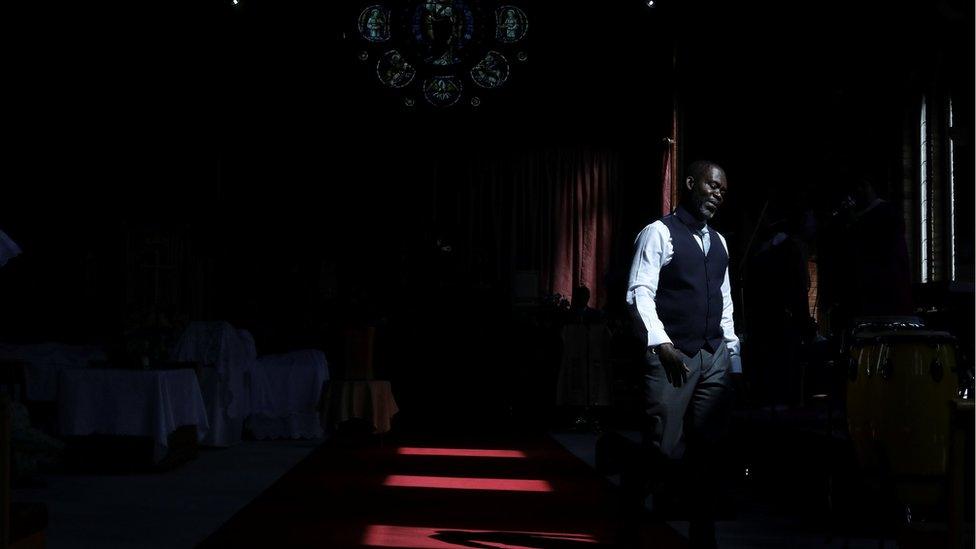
[199,433,685,548]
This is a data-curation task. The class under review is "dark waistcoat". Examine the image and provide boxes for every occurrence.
[656,206,728,356]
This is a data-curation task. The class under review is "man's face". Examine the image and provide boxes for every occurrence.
[685,165,728,221]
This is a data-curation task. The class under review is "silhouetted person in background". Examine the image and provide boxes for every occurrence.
[842,173,913,317]
[568,285,603,324]
[742,196,816,407]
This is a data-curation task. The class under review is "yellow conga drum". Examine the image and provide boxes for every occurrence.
[848,330,959,506]
[845,317,927,470]
[873,331,958,476]
[846,332,885,470]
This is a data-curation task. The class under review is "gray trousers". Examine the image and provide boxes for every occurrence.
[641,343,733,461]
[621,344,733,522]
[624,344,734,524]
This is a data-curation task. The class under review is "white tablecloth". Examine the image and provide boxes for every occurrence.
[171,322,274,419]
[256,350,329,416]
[58,369,209,455]
[0,342,106,402]
[249,350,329,440]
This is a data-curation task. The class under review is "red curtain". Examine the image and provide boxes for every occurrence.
[434,148,620,308]
[550,149,618,308]
[661,108,678,215]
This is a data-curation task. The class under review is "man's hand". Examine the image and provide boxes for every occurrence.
[653,343,690,388]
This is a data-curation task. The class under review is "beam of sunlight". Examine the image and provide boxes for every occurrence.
[396,447,528,458]
[362,524,600,548]
[383,475,553,492]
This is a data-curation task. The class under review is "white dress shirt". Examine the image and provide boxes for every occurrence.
[626,219,742,373]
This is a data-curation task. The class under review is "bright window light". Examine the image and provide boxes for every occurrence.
[949,96,956,281]
[920,95,929,283]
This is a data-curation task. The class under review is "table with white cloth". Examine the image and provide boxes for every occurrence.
[248,350,330,440]
[321,380,398,434]
[0,342,106,402]
[171,321,274,447]
[58,368,209,464]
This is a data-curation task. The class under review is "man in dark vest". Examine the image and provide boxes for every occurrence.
[624,160,740,548]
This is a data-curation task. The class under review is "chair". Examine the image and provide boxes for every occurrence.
[248,350,330,440]
[171,322,266,447]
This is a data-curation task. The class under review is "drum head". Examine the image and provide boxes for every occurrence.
[849,316,924,333]
[854,330,955,344]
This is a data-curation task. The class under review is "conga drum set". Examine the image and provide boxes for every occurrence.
[845,316,961,508]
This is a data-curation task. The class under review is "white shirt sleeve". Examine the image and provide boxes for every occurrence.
[716,233,742,373]
[626,222,673,349]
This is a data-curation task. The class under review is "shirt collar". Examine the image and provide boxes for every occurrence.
[675,203,708,233]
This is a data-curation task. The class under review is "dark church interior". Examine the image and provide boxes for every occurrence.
[2,0,974,547]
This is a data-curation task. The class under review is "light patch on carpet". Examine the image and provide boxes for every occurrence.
[362,524,599,548]
[383,475,553,492]
[396,447,528,458]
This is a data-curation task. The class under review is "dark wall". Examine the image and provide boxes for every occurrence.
[3,0,972,348]
[675,0,974,254]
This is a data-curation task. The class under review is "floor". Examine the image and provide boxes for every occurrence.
[547,395,976,549]
[12,409,969,548]
[550,429,900,548]
[198,431,685,548]
[13,439,321,548]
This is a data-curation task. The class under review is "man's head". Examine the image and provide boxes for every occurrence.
[682,160,728,222]
[571,285,590,310]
